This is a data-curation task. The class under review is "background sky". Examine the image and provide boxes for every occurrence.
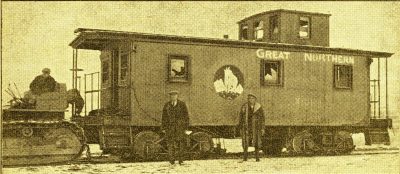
[2,2,400,118]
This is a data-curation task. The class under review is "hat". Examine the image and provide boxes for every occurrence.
[248,93,257,99]
[168,90,179,95]
[42,68,51,73]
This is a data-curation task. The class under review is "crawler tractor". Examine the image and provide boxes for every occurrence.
[2,83,86,166]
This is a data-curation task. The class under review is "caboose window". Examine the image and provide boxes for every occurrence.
[334,65,352,89]
[299,16,310,38]
[168,55,189,82]
[254,21,264,40]
[118,53,129,84]
[241,25,249,40]
[269,15,279,39]
[261,60,282,85]
[101,60,109,83]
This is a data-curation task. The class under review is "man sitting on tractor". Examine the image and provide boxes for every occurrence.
[29,68,57,95]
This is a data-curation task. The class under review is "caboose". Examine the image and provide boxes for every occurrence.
[70,9,393,158]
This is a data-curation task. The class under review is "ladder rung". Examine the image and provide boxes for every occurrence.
[104,134,130,137]
[104,131,130,134]
[85,72,100,75]
[85,90,100,93]
[368,129,389,133]
[104,130,129,133]
[105,145,131,148]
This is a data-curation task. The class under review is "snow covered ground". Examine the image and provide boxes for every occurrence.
[3,153,399,174]
[3,131,399,174]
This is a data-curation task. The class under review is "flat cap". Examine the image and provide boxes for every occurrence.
[42,68,51,73]
[168,90,179,95]
[247,93,257,99]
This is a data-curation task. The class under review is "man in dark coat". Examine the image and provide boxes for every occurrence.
[161,90,189,165]
[66,89,85,116]
[29,68,57,95]
[238,93,265,162]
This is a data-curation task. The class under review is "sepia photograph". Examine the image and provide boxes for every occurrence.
[1,1,400,174]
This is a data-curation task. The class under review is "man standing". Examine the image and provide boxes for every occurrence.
[29,68,57,95]
[161,90,189,165]
[238,94,265,162]
[66,89,85,116]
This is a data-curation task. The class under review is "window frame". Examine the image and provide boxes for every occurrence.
[260,59,284,86]
[167,54,190,83]
[240,24,249,40]
[100,51,112,88]
[118,51,130,86]
[269,15,279,40]
[333,64,353,89]
[299,16,311,39]
[101,60,110,84]
[254,20,264,41]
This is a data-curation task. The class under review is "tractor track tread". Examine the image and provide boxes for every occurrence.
[2,121,87,166]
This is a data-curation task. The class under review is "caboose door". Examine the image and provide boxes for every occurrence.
[112,48,131,115]
[100,47,131,114]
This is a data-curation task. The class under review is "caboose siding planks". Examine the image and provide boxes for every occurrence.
[126,41,370,127]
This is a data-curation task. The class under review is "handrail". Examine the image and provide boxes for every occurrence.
[369,57,390,119]
[84,72,101,116]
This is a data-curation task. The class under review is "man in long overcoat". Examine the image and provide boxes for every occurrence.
[161,90,189,165]
[238,94,265,161]
[29,68,57,95]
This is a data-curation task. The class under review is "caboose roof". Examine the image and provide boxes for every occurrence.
[237,9,331,24]
[69,28,393,58]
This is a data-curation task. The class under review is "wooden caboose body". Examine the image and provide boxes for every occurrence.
[70,9,393,157]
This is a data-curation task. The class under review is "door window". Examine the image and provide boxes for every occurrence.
[118,53,129,85]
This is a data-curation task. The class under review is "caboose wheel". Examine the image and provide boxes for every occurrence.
[190,132,213,154]
[292,130,319,155]
[21,127,33,137]
[333,131,354,154]
[133,131,162,160]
